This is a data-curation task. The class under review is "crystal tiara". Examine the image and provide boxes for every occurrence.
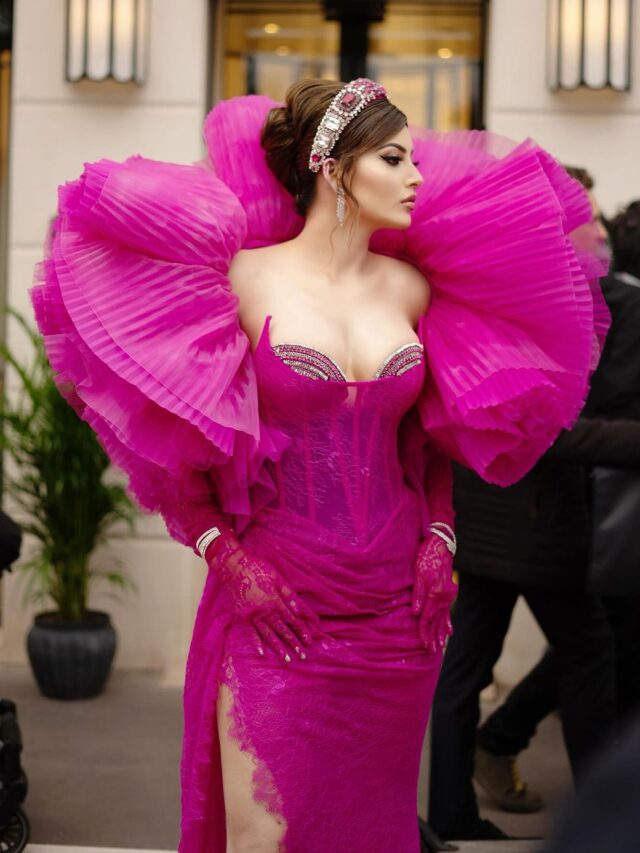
[308,77,388,173]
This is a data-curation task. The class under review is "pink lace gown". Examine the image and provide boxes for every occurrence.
[183,315,438,851]
[31,95,610,852]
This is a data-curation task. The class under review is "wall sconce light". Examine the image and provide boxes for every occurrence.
[547,0,633,91]
[66,0,148,83]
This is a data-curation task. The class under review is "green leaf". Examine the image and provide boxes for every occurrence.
[3,309,139,621]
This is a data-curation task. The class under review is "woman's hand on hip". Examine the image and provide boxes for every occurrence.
[412,532,457,655]
[206,534,319,663]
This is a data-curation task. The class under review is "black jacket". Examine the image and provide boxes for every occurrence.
[585,273,640,420]
[453,274,640,591]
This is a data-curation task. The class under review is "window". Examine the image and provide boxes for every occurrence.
[219,1,339,102]
[212,0,486,129]
[370,1,484,129]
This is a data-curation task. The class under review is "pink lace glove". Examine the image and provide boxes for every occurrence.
[160,484,320,664]
[412,444,457,653]
[204,522,321,663]
[411,533,457,654]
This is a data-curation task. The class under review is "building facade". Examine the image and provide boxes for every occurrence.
[1,0,638,684]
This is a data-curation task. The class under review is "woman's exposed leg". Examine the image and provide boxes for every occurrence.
[217,680,287,853]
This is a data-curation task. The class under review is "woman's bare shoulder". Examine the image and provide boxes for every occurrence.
[229,245,271,281]
[227,246,287,344]
[372,253,432,322]
[228,245,288,292]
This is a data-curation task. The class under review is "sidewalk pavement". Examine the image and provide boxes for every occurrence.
[2,661,566,850]
[26,844,544,852]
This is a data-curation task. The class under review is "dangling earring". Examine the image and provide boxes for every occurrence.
[336,185,346,227]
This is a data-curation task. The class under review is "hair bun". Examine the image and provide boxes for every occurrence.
[261,105,300,199]
[261,80,339,209]
[261,78,406,218]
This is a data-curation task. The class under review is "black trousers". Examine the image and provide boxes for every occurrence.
[602,595,640,723]
[477,595,640,758]
[428,572,616,837]
[477,647,557,756]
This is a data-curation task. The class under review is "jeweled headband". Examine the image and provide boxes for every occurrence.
[308,77,388,173]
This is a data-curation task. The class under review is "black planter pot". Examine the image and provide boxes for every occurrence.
[26,610,117,700]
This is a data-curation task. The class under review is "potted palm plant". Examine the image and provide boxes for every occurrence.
[1,309,137,700]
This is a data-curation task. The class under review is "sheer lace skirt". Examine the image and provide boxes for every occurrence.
[179,491,442,853]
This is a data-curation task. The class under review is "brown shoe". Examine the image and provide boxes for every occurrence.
[474,746,543,813]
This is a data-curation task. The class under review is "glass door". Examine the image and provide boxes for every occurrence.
[370,1,485,129]
[211,0,486,129]
[218,1,340,102]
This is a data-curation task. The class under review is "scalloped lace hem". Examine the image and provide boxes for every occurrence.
[219,650,288,852]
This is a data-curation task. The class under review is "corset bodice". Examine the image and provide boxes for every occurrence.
[253,315,426,545]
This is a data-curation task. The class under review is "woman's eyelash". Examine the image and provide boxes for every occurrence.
[381,155,421,167]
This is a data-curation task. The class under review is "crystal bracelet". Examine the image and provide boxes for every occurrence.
[428,526,457,556]
[429,521,456,541]
[196,526,221,559]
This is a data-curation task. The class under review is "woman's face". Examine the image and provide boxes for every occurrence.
[347,125,423,231]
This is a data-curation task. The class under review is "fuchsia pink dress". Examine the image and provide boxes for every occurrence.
[32,95,609,852]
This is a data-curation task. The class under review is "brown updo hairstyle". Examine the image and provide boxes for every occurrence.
[261,79,408,218]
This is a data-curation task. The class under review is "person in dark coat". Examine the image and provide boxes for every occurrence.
[424,177,640,844]
[473,199,640,812]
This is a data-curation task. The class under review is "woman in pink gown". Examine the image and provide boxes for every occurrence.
[32,78,609,852]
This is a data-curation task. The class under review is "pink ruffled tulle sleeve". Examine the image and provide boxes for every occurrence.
[31,156,290,539]
[370,129,611,485]
[203,94,303,249]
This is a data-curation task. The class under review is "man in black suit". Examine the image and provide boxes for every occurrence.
[473,198,640,811]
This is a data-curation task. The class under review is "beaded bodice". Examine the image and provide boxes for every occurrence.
[252,314,426,545]
[262,313,424,383]
[271,339,425,382]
